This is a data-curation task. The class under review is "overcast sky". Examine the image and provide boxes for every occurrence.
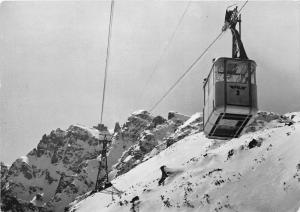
[1,1,299,164]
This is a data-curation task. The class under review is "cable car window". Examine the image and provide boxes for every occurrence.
[214,62,224,82]
[226,61,249,84]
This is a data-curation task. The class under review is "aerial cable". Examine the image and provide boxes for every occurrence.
[138,1,191,100]
[149,31,224,112]
[100,0,115,124]
[238,0,249,14]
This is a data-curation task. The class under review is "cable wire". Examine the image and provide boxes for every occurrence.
[139,1,191,100]
[149,31,224,112]
[100,0,114,124]
[238,0,249,14]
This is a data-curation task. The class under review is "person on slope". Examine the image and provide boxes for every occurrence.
[159,165,184,186]
[158,165,168,186]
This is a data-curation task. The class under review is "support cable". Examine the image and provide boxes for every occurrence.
[100,0,115,124]
[149,31,224,112]
[238,0,249,14]
[95,0,114,192]
[139,1,191,100]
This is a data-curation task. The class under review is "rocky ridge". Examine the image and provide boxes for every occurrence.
[1,110,194,211]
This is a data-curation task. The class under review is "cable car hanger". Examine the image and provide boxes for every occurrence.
[222,6,248,59]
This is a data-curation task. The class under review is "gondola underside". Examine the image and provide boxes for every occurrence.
[206,112,252,139]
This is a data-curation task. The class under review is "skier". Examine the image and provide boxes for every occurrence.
[158,165,169,186]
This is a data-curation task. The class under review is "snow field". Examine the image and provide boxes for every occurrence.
[72,119,300,212]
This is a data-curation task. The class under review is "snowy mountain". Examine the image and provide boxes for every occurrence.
[68,111,300,212]
[0,110,188,211]
[1,125,104,211]
[1,110,299,212]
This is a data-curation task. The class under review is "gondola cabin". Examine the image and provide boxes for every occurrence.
[203,57,257,139]
[203,6,258,139]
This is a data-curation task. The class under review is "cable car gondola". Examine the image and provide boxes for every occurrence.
[203,7,258,139]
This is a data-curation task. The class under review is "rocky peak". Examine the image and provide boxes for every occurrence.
[131,110,153,121]
[120,110,154,141]
[114,122,121,134]
[168,111,190,122]
[106,111,155,173]
[109,112,195,178]
[148,115,167,129]
[1,162,9,179]
[1,125,104,211]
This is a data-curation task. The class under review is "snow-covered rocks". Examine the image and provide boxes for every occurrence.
[244,111,295,133]
[109,111,191,178]
[1,125,105,211]
[1,109,169,212]
[2,110,300,212]
[107,110,154,169]
[165,112,203,147]
[167,111,190,122]
[69,111,300,212]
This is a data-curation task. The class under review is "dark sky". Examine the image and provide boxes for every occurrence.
[1,1,299,164]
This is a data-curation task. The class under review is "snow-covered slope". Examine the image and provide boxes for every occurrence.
[1,111,299,212]
[69,112,300,212]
